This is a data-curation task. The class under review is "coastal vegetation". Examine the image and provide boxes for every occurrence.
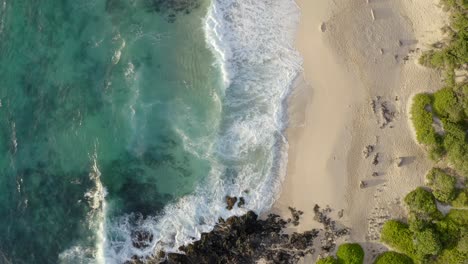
[373,251,414,264]
[316,243,364,264]
[378,1,468,263]
[336,243,365,264]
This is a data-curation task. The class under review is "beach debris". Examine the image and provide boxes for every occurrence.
[372,153,380,165]
[360,181,368,189]
[225,196,237,210]
[320,22,327,32]
[379,48,384,55]
[370,9,375,21]
[363,144,375,158]
[288,206,304,226]
[372,172,379,177]
[398,40,403,47]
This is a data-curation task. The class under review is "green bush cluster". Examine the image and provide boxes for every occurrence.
[316,243,364,264]
[380,198,468,263]
[336,243,364,264]
[413,0,468,176]
[426,168,457,203]
[433,88,464,122]
[410,94,439,146]
[381,2,468,263]
[380,220,416,259]
[404,187,440,219]
[373,251,413,264]
[452,189,468,207]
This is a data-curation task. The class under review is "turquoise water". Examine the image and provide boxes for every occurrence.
[0,0,222,262]
[0,0,302,263]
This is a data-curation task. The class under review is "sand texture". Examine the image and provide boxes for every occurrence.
[270,0,448,262]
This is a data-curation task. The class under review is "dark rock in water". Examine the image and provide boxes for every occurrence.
[131,230,154,249]
[225,196,237,210]
[238,197,245,208]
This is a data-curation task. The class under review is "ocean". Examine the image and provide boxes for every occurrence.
[0,0,301,263]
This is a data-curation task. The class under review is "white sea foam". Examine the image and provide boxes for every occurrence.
[104,0,302,262]
[59,151,107,264]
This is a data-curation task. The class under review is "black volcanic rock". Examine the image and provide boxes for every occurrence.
[138,211,319,264]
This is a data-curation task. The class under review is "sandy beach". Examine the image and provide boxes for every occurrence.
[271,0,448,262]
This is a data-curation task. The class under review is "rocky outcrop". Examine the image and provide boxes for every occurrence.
[160,211,318,264]
[127,204,349,264]
[225,196,238,210]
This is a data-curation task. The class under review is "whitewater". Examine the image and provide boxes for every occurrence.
[99,0,303,262]
[52,0,303,262]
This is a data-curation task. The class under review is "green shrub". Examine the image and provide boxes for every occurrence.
[433,88,464,122]
[428,144,445,161]
[413,228,442,259]
[435,234,468,263]
[380,220,416,258]
[336,243,364,264]
[446,209,468,226]
[410,94,439,146]
[452,189,468,207]
[316,256,339,264]
[435,209,468,248]
[408,213,432,233]
[373,251,413,264]
[404,187,440,218]
[426,168,457,203]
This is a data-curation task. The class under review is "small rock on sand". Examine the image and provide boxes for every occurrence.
[360,181,367,189]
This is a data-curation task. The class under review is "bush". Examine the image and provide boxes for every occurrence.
[433,88,464,122]
[373,251,413,264]
[452,189,468,207]
[316,256,338,264]
[413,228,442,258]
[435,234,468,264]
[426,168,457,203]
[404,187,440,218]
[336,243,364,264]
[446,209,468,226]
[380,220,416,258]
[418,50,452,69]
[410,94,439,146]
[408,213,432,233]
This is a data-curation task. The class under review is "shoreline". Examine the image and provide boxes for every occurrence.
[271,0,447,262]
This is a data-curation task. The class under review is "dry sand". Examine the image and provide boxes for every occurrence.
[270,0,448,262]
